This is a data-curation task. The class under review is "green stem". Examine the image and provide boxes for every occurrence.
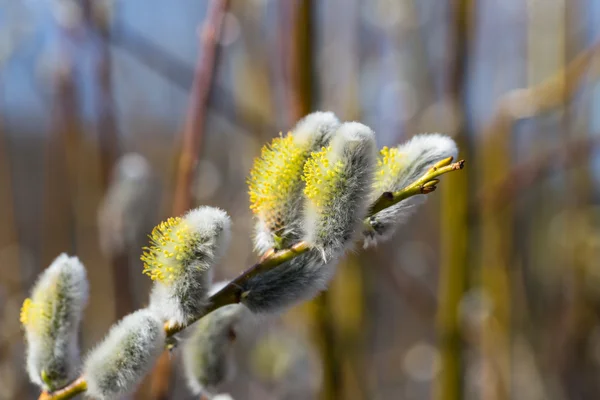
[368,157,465,216]
[38,378,87,400]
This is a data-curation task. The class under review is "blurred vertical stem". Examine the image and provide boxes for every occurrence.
[81,0,133,320]
[0,94,27,399]
[556,2,597,396]
[149,1,229,399]
[478,114,513,400]
[43,31,79,265]
[434,1,472,400]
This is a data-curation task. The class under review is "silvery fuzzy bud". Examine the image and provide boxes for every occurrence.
[20,253,89,391]
[364,133,458,247]
[98,153,155,257]
[249,112,340,254]
[249,330,321,399]
[302,122,377,260]
[84,309,165,400]
[182,302,250,396]
[144,207,232,325]
[240,249,334,313]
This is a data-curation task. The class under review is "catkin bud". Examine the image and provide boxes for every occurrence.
[302,122,377,260]
[84,309,165,400]
[248,112,340,254]
[182,302,249,396]
[98,152,155,257]
[144,207,231,325]
[20,253,89,391]
[364,133,458,247]
[240,249,334,313]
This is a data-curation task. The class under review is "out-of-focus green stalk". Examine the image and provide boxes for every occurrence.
[437,141,469,400]
[478,115,513,400]
[434,1,472,400]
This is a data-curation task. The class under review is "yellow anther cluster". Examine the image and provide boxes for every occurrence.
[141,217,199,284]
[20,298,33,326]
[20,297,52,335]
[302,146,344,209]
[374,146,403,191]
[248,133,307,231]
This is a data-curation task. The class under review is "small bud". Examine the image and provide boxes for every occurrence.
[364,133,458,247]
[21,253,89,391]
[240,249,334,313]
[98,153,155,257]
[248,112,340,254]
[84,309,165,400]
[302,122,377,260]
[144,207,232,325]
[182,302,250,396]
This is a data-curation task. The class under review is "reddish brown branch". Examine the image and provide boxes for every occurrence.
[172,0,229,216]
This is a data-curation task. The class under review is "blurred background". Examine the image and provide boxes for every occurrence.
[1,0,600,399]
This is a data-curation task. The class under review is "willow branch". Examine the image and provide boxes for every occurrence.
[40,157,465,399]
[368,157,465,215]
[38,378,87,400]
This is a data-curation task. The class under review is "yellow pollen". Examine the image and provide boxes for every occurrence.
[302,146,344,210]
[247,133,308,231]
[373,146,403,191]
[141,217,200,284]
[20,298,33,326]
[20,296,53,335]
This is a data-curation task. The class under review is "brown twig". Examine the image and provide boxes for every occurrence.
[171,0,229,216]
[149,2,229,399]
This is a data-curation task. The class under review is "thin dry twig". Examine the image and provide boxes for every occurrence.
[171,0,230,216]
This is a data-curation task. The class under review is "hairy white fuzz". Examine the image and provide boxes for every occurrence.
[84,309,165,399]
[240,249,336,313]
[302,122,377,261]
[364,133,458,247]
[21,253,89,391]
[144,206,231,325]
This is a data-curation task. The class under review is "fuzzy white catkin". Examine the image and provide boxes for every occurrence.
[240,250,333,313]
[22,253,89,391]
[303,122,377,260]
[147,206,232,325]
[364,133,458,247]
[251,111,340,254]
[182,303,250,396]
[84,309,165,400]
